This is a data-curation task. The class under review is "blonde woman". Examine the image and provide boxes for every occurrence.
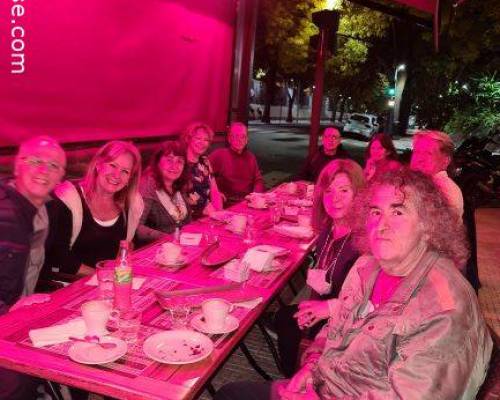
[179,122,223,218]
[44,141,143,276]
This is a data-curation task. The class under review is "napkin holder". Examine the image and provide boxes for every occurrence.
[242,248,275,272]
[223,260,250,282]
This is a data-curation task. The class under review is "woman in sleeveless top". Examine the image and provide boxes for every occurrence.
[44,141,143,276]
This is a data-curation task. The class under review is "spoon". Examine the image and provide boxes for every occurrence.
[69,336,117,349]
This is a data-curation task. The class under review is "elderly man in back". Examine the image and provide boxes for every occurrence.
[0,135,66,400]
[411,130,464,217]
[298,127,350,182]
[209,122,265,206]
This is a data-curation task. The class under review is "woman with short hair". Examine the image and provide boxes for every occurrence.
[180,122,222,218]
[44,141,143,276]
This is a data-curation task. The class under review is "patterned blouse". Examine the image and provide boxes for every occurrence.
[186,155,212,218]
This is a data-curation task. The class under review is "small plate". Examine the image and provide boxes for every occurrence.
[143,330,213,364]
[156,257,187,270]
[201,242,239,267]
[247,202,268,210]
[68,336,127,365]
[190,313,239,335]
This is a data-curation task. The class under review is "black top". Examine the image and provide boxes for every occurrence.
[44,186,126,274]
[298,145,351,182]
[186,155,211,219]
[314,226,359,299]
[0,179,37,314]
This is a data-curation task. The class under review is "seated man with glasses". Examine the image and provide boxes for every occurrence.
[298,127,350,182]
[0,135,66,400]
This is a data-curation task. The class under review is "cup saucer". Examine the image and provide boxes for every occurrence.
[190,313,239,335]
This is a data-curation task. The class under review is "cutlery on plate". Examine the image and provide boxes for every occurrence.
[69,336,117,349]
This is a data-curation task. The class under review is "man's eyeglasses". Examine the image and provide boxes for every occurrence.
[21,157,64,173]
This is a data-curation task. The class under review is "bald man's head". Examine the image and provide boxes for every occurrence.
[14,136,66,207]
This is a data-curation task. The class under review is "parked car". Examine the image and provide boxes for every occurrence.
[343,113,379,140]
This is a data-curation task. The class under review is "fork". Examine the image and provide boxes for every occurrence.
[69,336,117,349]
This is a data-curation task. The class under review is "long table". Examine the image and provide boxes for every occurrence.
[0,184,317,400]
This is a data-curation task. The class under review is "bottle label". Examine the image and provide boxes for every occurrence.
[115,267,132,284]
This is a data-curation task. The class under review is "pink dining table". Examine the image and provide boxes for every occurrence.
[0,182,317,400]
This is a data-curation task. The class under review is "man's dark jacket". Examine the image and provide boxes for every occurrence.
[0,179,36,315]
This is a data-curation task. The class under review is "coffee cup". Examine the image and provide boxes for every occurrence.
[201,298,233,332]
[81,300,113,336]
[250,196,266,208]
[157,242,182,265]
[231,214,247,234]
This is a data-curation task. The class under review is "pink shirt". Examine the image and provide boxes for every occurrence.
[370,269,404,307]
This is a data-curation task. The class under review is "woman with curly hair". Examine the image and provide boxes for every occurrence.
[364,133,401,181]
[136,141,191,245]
[216,167,492,400]
[180,122,222,218]
[45,141,143,276]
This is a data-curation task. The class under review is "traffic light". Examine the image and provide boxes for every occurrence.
[385,86,395,97]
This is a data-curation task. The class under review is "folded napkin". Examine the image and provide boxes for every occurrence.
[86,275,145,290]
[242,248,275,272]
[29,318,86,347]
[180,232,202,246]
[273,223,314,239]
[251,245,290,257]
[233,297,263,310]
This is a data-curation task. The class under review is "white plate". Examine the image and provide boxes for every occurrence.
[156,256,187,269]
[250,245,290,257]
[143,330,213,364]
[68,337,127,365]
[247,202,268,210]
[210,210,235,223]
[190,313,239,335]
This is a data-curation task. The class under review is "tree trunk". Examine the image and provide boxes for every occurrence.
[286,86,296,123]
[329,95,339,121]
[338,98,346,122]
[262,69,277,123]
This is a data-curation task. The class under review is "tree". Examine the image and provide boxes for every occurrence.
[254,0,324,122]
[402,0,500,135]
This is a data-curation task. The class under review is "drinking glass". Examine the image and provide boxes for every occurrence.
[96,261,114,300]
[118,309,142,343]
[244,215,256,244]
[270,205,281,225]
[169,301,191,329]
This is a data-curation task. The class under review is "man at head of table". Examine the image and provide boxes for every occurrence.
[209,122,266,206]
[0,135,65,400]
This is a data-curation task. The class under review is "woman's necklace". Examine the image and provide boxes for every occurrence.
[326,233,350,283]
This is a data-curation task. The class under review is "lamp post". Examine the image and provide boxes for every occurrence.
[308,8,340,158]
[391,64,406,135]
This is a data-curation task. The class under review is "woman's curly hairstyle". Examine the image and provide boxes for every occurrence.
[180,122,214,148]
[352,167,469,269]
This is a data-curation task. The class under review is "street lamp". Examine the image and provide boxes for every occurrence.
[390,63,407,136]
[308,7,340,158]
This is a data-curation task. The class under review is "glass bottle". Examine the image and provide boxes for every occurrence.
[114,240,133,310]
